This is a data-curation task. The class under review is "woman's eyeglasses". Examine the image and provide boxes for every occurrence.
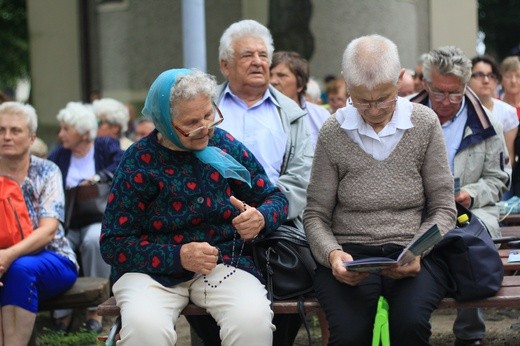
[173,103,224,138]
[471,72,497,81]
[348,96,398,111]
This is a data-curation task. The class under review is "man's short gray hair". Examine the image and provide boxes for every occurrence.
[342,34,401,91]
[0,101,38,134]
[422,46,472,84]
[218,19,274,65]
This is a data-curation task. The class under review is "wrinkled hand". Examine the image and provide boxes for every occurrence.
[455,190,471,209]
[329,250,370,286]
[230,196,265,241]
[180,242,218,274]
[380,256,421,279]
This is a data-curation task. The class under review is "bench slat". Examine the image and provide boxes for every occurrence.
[40,277,110,310]
[97,296,323,316]
[97,275,520,317]
[439,286,520,309]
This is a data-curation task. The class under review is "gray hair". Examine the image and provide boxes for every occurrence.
[306,78,322,103]
[417,53,429,65]
[422,46,472,84]
[56,102,98,141]
[342,34,401,90]
[92,98,129,135]
[219,19,274,65]
[170,70,217,119]
[0,101,38,134]
[501,56,520,74]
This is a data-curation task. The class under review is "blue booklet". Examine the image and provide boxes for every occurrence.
[343,224,441,272]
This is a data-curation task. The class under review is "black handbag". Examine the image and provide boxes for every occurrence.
[252,223,317,346]
[252,224,317,301]
[65,171,113,230]
[428,203,504,302]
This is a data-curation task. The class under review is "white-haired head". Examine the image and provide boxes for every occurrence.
[92,97,129,135]
[57,102,98,141]
[342,34,401,91]
[0,101,38,134]
[305,78,322,104]
[219,19,274,67]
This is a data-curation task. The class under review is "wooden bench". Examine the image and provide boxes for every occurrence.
[495,226,520,246]
[500,214,520,226]
[39,276,110,311]
[96,275,520,344]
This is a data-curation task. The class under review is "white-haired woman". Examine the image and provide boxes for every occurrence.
[0,102,78,345]
[48,101,123,333]
[100,68,289,345]
[303,35,456,345]
[93,97,134,150]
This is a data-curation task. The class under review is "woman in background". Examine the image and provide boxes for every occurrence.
[0,102,78,345]
[48,101,123,333]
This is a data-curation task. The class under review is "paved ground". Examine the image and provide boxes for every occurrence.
[33,307,520,345]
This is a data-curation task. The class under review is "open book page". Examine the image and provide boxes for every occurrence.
[508,250,520,263]
[343,224,441,272]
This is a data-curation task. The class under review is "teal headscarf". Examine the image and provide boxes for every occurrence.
[142,68,251,187]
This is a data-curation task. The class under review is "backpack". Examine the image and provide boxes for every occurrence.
[0,176,33,248]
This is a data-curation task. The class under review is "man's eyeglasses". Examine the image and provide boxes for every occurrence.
[348,96,398,111]
[173,102,224,137]
[471,72,497,81]
[426,84,465,104]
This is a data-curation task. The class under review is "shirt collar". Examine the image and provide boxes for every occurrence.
[336,96,414,133]
[223,84,280,108]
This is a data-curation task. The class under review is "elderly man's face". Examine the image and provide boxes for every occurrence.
[220,36,270,95]
[426,69,466,125]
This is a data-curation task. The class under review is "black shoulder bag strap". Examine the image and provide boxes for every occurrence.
[64,186,78,234]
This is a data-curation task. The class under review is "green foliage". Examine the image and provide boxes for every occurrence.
[0,0,29,88]
[36,328,98,346]
[478,0,520,60]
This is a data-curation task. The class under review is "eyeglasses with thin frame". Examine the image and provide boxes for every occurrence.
[503,73,520,81]
[426,84,466,104]
[173,102,224,138]
[471,72,497,81]
[348,95,398,111]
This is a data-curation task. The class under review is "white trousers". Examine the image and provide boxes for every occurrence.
[113,265,275,346]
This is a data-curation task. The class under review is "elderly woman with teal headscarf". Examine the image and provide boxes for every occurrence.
[99,69,288,345]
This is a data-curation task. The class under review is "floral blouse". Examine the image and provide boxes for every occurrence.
[23,156,78,269]
[100,128,289,287]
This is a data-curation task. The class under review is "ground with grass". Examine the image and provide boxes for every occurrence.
[33,307,520,345]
